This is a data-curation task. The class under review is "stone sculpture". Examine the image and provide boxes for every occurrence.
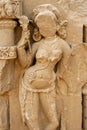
[18,3,87,130]
[18,4,70,130]
[0,0,87,130]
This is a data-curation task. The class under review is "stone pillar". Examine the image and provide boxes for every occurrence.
[0,20,17,94]
[0,0,22,130]
[0,20,17,130]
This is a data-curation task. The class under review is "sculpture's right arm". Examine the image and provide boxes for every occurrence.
[17,41,39,68]
[17,15,40,68]
[17,46,32,68]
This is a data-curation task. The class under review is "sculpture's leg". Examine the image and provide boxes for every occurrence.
[40,90,58,130]
[56,92,64,130]
[0,95,9,130]
[24,92,40,130]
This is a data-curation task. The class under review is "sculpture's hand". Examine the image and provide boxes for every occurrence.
[17,16,30,49]
[19,15,29,31]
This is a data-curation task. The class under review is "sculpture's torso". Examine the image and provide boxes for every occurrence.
[22,38,62,92]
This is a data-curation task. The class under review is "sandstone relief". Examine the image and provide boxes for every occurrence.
[0,0,87,130]
[18,4,70,130]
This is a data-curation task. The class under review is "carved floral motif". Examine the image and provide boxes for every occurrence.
[0,0,22,18]
[0,46,17,59]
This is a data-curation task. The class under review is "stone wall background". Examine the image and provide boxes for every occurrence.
[22,0,58,18]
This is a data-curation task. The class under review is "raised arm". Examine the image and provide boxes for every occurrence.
[17,40,40,68]
[17,16,32,68]
[17,46,32,68]
[17,16,41,68]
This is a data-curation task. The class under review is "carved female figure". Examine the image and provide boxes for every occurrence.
[17,4,70,130]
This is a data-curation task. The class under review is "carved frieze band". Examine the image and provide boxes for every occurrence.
[0,46,17,59]
[0,20,17,29]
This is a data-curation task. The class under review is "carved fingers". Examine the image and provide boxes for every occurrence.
[19,15,29,31]
[18,16,30,48]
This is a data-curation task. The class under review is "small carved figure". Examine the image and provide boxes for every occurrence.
[17,4,70,130]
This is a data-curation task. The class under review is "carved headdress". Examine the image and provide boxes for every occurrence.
[32,4,68,41]
[33,4,61,22]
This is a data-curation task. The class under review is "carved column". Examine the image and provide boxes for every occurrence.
[0,20,17,130]
[0,20,17,92]
[0,0,22,130]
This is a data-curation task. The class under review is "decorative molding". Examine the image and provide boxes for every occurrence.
[0,20,17,29]
[0,0,22,19]
[11,0,22,18]
[0,46,17,59]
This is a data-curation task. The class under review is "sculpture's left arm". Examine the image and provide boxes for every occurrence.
[57,40,71,77]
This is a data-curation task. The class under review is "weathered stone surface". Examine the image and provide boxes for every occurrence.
[0,0,87,130]
[23,0,57,17]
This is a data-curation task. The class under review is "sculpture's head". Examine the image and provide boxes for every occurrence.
[33,4,68,41]
[35,10,57,38]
